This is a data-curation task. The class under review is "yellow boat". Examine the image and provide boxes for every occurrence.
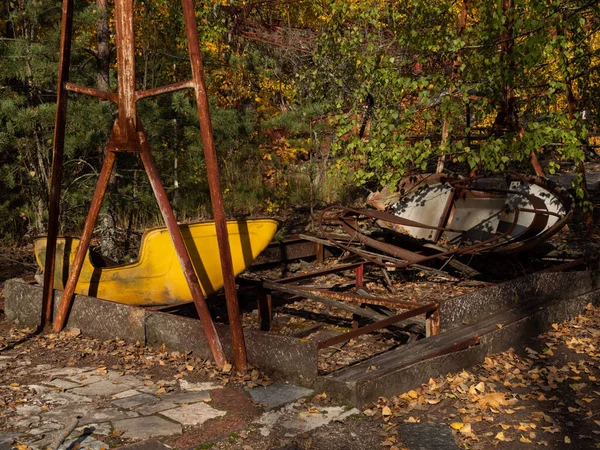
[34,219,278,306]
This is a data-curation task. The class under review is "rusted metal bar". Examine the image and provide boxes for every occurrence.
[276,262,367,284]
[264,280,388,322]
[138,128,227,368]
[316,243,324,264]
[53,148,117,332]
[537,257,589,273]
[182,0,247,372]
[65,82,117,102]
[114,0,136,131]
[355,264,364,288]
[41,0,74,328]
[136,80,195,101]
[317,303,438,349]
[257,287,272,331]
[426,308,441,337]
[292,286,427,310]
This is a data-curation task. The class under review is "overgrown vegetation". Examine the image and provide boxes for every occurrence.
[1,0,599,244]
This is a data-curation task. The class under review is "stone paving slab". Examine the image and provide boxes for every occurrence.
[75,422,113,436]
[113,416,182,440]
[160,402,226,426]
[399,423,459,450]
[114,439,173,449]
[247,383,314,410]
[45,378,81,390]
[70,379,137,397]
[111,393,159,409]
[41,403,139,426]
[135,400,179,416]
[156,390,211,404]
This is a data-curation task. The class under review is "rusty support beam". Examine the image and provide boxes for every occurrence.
[257,287,272,331]
[114,0,136,130]
[65,82,118,103]
[276,262,367,284]
[182,0,247,371]
[317,303,438,349]
[136,80,195,101]
[355,264,364,288]
[41,0,74,328]
[292,286,428,310]
[53,149,117,331]
[138,129,227,368]
[426,308,441,337]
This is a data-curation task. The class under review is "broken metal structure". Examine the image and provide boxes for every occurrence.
[42,0,248,370]
[319,173,573,271]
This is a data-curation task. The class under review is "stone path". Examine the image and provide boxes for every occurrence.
[3,363,228,449]
[2,361,362,449]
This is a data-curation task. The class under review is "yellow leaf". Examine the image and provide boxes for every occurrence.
[565,436,571,444]
[520,435,532,444]
[495,431,506,441]
[382,406,392,416]
[478,392,508,410]
[407,390,419,399]
[407,416,417,423]
[222,363,232,373]
[450,422,464,430]
[9,383,19,388]
[500,424,511,430]
[460,423,472,435]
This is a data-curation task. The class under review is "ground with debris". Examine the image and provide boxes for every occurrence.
[1,295,600,449]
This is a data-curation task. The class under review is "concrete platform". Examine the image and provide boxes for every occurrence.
[5,269,600,407]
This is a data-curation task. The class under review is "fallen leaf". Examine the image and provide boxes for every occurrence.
[450,422,464,430]
[520,435,532,444]
[495,431,506,441]
[382,406,392,416]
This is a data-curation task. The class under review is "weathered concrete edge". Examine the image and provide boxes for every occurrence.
[3,280,318,381]
[322,287,600,407]
[439,271,600,332]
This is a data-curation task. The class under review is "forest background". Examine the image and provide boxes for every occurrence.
[1,0,599,257]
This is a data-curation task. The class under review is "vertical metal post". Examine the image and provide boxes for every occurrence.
[138,130,227,368]
[114,0,136,129]
[181,0,247,371]
[257,287,272,332]
[355,264,364,288]
[53,149,117,331]
[41,0,74,328]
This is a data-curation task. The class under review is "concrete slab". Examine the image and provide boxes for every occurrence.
[41,403,138,426]
[160,402,226,426]
[112,388,141,399]
[247,383,313,410]
[135,401,179,416]
[111,393,159,409]
[45,366,95,378]
[75,422,113,436]
[44,378,81,390]
[399,423,458,450]
[157,390,211,404]
[179,379,222,391]
[70,379,136,397]
[114,439,173,449]
[65,373,107,386]
[112,416,182,440]
[40,391,92,406]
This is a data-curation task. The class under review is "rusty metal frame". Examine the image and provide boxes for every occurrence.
[254,260,441,352]
[41,0,247,370]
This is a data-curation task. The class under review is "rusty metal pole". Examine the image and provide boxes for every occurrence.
[181,0,247,371]
[138,130,228,368]
[41,0,74,328]
[53,149,117,331]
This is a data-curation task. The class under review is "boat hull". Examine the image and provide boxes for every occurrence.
[34,219,278,306]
